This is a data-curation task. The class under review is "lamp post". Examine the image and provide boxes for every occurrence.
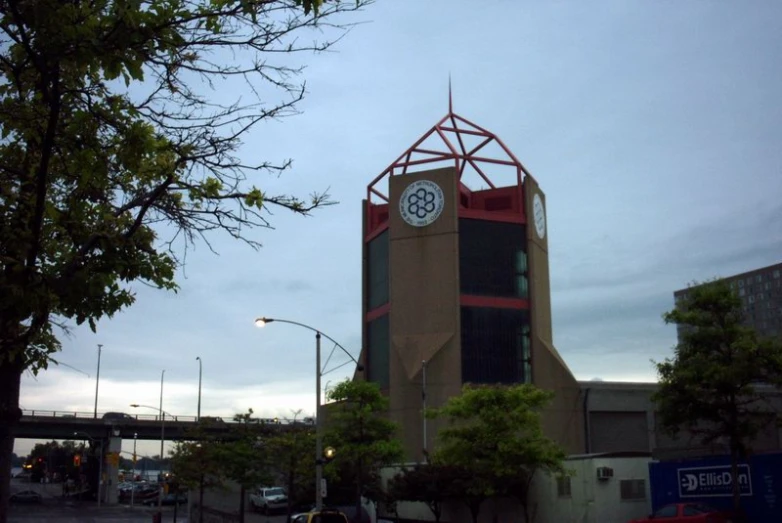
[74,431,102,508]
[130,369,167,514]
[254,317,363,511]
[94,344,103,419]
[131,433,138,508]
[196,357,202,422]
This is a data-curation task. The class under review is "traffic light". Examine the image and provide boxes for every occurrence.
[73,454,81,467]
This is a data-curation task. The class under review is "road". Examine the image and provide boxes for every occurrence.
[8,479,291,523]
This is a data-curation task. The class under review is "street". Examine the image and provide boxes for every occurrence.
[8,479,292,523]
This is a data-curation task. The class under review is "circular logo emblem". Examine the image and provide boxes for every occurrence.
[399,180,445,227]
[533,193,546,239]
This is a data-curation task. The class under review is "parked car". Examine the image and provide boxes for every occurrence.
[292,508,350,523]
[9,490,42,504]
[142,492,187,506]
[629,502,736,523]
[249,486,287,514]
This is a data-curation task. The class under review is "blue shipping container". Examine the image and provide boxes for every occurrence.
[648,452,782,522]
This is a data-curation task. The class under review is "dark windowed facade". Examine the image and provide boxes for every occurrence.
[367,230,389,309]
[367,314,390,389]
[459,219,527,298]
[461,307,530,384]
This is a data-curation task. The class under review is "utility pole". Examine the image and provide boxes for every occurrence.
[94,344,103,418]
[422,359,428,461]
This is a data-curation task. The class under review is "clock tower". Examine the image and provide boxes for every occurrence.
[358,104,583,461]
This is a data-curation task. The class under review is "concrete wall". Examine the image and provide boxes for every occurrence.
[582,381,782,459]
[531,456,652,523]
[379,456,652,523]
[524,177,583,455]
[387,167,463,463]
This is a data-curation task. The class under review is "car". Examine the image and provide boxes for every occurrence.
[9,490,42,504]
[249,486,287,514]
[629,502,735,523]
[142,492,187,506]
[291,508,350,523]
[102,412,135,422]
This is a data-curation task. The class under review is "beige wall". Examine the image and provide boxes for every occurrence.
[359,168,587,460]
[388,167,463,462]
[524,177,584,454]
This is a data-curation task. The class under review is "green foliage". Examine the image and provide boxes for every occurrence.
[222,410,274,489]
[27,440,83,482]
[325,380,403,504]
[0,0,369,374]
[265,412,317,514]
[0,1,372,518]
[654,279,782,509]
[170,425,227,492]
[388,464,469,523]
[429,384,567,523]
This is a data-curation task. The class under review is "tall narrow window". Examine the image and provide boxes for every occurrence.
[461,307,530,384]
[459,219,526,297]
[367,230,389,309]
[367,315,390,389]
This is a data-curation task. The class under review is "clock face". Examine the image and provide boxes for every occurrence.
[533,193,546,239]
[399,180,445,227]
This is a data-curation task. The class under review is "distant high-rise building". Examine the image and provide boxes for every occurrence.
[674,262,782,341]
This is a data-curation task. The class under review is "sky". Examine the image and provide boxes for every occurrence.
[15,0,782,457]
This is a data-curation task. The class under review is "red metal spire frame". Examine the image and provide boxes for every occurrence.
[366,101,536,205]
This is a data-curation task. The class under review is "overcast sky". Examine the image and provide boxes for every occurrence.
[16,1,782,457]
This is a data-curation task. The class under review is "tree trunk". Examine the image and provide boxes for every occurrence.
[239,485,246,523]
[355,458,363,523]
[0,357,23,523]
[199,474,204,523]
[730,439,741,513]
[467,501,480,523]
[287,455,295,523]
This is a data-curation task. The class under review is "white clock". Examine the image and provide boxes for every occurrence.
[399,180,445,227]
[532,193,546,239]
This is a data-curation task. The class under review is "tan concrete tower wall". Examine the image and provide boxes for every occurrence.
[388,167,462,462]
[524,177,584,454]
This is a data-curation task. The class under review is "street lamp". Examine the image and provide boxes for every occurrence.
[74,431,103,508]
[130,368,166,514]
[196,356,202,422]
[131,432,138,508]
[253,317,363,511]
[94,344,104,418]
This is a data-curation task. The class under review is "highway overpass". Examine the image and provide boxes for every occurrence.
[13,410,303,441]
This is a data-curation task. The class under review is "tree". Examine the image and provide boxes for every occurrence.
[428,384,567,523]
[387,463,467,523]
[170,425,227,523]
[0,1,371,520]
[325,380,403,520]
[221,410,274,523]
[265,410,317,522]
[654,279,782,512]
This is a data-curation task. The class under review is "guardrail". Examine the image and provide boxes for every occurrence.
[19,410,316,426]
[20,410,197,422]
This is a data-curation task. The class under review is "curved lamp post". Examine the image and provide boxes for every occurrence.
[130,373,170,517]
[253,317,363,511]
[74,431,103,508]
[94,344,104,419]
[196,356,203,422]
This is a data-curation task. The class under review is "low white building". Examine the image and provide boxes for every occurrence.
[380,453,653,523]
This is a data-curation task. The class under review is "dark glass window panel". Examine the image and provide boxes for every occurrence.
[459,219,527,298]
[367,230,389,309]
[461,307,530,384]
[367,314,389,389]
